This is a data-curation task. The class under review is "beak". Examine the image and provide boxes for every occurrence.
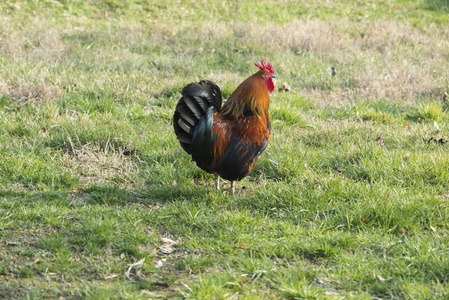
[271,74,276,78]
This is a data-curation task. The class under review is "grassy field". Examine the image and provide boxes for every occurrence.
[1,0,449,298]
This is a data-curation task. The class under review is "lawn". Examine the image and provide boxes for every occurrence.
[0,0,448,298]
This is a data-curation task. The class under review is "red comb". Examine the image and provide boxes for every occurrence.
[255,60,274,74]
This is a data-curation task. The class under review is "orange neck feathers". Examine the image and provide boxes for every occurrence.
[220,70,271,121]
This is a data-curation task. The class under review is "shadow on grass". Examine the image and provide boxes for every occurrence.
[0,190,69,206]
[79,183,213,206]
[82,185,136,205]
[425,0,449,11]
[137,184,213,204]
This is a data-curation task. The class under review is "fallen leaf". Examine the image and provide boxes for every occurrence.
[377,275,385,282]
[159,237,178,254]
[154,260,163,268]
[240,278,249,284]
[322,290,340,295]
[125,258,145,281]
[105,274,118,279]
[161,238,177,245]
[128,258,145,268]
[76,186,84,191]
[383,193,390,200]
[141,290,164,297]
[159,245,174,254]
[360,217,369,224]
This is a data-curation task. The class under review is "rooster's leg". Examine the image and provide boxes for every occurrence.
[215,174,220,190]
[230,181,236,194]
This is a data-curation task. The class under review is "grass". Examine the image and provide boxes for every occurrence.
[0,0,449,298]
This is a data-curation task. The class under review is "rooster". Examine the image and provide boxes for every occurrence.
[173,60,275,192]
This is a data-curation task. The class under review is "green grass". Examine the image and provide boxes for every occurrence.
[1,0,449,299]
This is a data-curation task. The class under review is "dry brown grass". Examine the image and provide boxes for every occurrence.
[247,19,448,104]
[0,16,69,61]
[0,16,66,103]
[1,80,61,103]
[151,18,448,105]
[1,9,447,109]
[58,140,140,187]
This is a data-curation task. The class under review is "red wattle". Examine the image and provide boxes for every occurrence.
[266,78,274,94]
